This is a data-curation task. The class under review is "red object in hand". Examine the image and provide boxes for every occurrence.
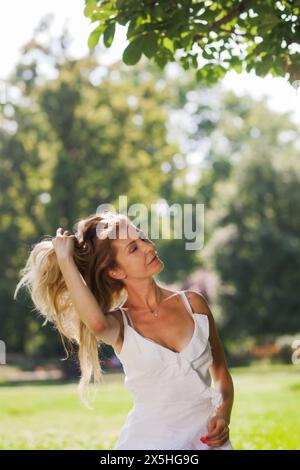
[200,435,211,446]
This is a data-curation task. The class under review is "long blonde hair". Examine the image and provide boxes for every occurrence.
[14,211,129,407]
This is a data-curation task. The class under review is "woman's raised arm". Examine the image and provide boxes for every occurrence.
[53,228,108,335]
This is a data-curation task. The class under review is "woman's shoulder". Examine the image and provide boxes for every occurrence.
[183,289,210,316]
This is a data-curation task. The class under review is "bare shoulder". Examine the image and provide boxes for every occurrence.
[183,290,211,317]
[95,308,124,348]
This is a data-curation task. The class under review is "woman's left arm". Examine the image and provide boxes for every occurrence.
[187,290,234,447]
[210,367,234,425]
[205,302,234,425]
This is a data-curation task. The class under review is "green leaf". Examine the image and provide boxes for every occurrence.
[142,32,158,58]
[246,60,254,73]
[255,14,281,34]
[256,55,273,76]
[88,25,104,49]
[252,41,266,57]
[248,15,263,26]
[181,56,190,70]
[103,23,116,47]
[192,54,198,68]
[128,19,137,37]
[155,54,168,69]
[84,0,97,18]
[200,8,220,22]
[202,48,212,60]
[196,63,227,84]
[162,37,174,54]
[153,5,164,19]
[123,39,143,65]
[117,16,129,26]
[230,56,243,73]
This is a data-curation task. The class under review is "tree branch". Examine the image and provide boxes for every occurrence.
[211,0,254,31]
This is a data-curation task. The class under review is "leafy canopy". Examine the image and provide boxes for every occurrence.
[84,0,300,85]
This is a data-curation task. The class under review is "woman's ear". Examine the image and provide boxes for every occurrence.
[107,268,125,280]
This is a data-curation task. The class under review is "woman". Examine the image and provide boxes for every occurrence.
[14,211,234,450]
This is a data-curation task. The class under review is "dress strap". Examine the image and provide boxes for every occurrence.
[119,306,134,327]
[180,290,194,317]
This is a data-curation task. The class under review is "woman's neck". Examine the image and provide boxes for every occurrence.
[124,281,164,312]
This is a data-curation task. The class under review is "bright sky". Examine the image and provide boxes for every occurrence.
[1,0,300,125]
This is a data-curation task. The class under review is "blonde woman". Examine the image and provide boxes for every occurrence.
[14,211,234,450]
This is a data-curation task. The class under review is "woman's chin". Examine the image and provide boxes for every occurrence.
[152,259,164,273]
[147,255,164,273]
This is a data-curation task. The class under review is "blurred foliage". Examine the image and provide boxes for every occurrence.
[0,20,183,357]
[1,16,300,362]
[84,0,300,84]
[201,129,300,339]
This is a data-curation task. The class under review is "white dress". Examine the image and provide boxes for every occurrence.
[113,290,233,450]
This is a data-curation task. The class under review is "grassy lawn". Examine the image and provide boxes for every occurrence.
[0,363,299,450]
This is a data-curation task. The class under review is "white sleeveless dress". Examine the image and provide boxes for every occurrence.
[112,290,233,450]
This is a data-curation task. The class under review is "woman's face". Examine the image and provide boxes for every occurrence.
[111,223,164,280]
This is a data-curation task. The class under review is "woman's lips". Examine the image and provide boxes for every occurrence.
[148,254,159,264]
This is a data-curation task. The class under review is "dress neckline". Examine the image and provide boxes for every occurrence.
[126,310,199,355]
[119,290,206,356]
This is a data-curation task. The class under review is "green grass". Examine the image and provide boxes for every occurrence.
[0,363,299,450]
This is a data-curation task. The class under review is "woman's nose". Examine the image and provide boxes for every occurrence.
[144,243,156,255]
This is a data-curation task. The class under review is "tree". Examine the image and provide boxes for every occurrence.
[0,19,182,357]
[84,0,300,85]
[201,147,300,339]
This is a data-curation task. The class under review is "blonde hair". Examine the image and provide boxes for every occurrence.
[14,211,130,408]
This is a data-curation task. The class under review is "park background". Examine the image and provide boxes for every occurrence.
[0,0,300,450]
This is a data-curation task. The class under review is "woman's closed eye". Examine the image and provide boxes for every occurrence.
[130,233,151,253]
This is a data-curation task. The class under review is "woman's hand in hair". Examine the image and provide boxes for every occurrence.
[52,227,75,263]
